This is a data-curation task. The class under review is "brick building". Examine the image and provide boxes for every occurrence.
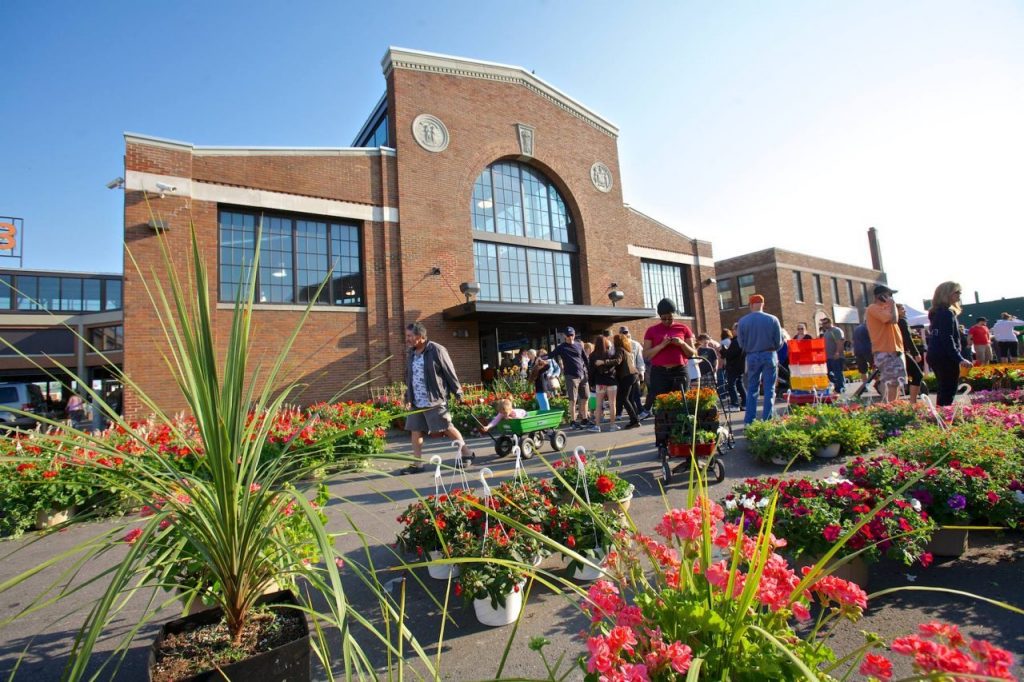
[120,48,720,418]
[715,229,888,340]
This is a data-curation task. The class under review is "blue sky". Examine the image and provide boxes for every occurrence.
[2,0,1021,309]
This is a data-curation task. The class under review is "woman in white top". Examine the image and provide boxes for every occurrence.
[991,312,1021,363]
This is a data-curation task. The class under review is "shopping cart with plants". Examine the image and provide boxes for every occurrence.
[653,387,726,485]
[481,408,567,460]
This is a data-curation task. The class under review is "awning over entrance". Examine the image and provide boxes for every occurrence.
[443,301,655,325]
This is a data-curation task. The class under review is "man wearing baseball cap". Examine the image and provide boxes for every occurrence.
[736,294,783,425]
[865,284,906,403]
[551,326,591,429]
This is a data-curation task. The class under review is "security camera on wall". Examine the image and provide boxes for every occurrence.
[155,181,178,198]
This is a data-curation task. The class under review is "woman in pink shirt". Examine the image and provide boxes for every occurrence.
[642,298,697,413]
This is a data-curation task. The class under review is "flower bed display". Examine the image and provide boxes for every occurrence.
[0,401,392,536]
[744,404,878,465]
[923,363,1024,391]
[725,477,935,566]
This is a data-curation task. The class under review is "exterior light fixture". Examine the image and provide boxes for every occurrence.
[608,289,625,306]
[460,281,481,304]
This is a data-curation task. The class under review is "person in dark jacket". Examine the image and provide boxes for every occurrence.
[897,304,925,403]
[587,335,621,432]
[722,324,746,409]
[613,333,641,429]
[403,322,474,474]
[925,282,973,407]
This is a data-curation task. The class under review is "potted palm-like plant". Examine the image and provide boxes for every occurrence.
[0,226,437,681]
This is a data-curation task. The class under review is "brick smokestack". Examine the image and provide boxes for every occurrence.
[867,227,884,271]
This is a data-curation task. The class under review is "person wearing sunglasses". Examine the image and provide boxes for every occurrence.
[926,281,973,406]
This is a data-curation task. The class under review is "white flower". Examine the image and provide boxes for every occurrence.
[822,474,852,486]
[724,498,738,511]
[1014,490,1024,505]
[910,499,922,513]
[756,497,770,509]
[740,496,756,511]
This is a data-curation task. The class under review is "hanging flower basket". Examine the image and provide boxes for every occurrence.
[570,548,607,582]
[427,550,461,580]
[473,581,525,627]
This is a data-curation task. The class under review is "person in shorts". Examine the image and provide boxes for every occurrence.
[865,285,907,403]
[403,322,475,474]
[552,327,591,429]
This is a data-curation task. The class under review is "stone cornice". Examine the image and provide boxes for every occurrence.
[382,47,619,139]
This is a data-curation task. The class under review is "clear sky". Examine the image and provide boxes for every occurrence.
[2,0,1021,309]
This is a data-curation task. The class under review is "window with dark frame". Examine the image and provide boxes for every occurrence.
[831,277,841,304]
[847,280,855,308]
[89,325,123,351]
[738,274,756,304]
[1,274,120,313]
[641,260,691,314]
[717,278,734,310]
[813,274,823,304]
[470,160,578,305]
[217,209,364,307]
[860,282,869,306]
[793,271,804,302]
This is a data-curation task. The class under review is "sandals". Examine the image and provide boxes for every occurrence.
[459,445,477,464]
[398,463,425,475]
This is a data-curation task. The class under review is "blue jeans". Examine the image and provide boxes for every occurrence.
[744,351,778,425]
[826,358,845,393]
[535,392,550,411]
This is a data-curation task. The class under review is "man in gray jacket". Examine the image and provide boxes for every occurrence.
[403,322,475,474]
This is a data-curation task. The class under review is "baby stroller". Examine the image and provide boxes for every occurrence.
[653,370,727,486]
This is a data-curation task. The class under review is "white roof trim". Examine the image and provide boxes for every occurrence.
[124,171,399,223]
[382,47,619,138]
[124,132,396,157]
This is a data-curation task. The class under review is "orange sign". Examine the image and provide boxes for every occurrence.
[0,222,16,251]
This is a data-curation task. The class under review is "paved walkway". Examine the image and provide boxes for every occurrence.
[0,401,1020,680]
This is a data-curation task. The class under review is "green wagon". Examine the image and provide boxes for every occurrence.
[487,409,567,459]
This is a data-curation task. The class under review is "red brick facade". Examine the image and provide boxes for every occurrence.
[121,49,718,418]
[715,247,886,338]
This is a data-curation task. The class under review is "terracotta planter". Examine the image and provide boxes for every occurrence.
[149,590,310,682]
[814,443,842,459]
[34,506,75,530]
[427,550,461,580]
[800,555,869,588]
[473,583,525,627]
[925,528,969,558]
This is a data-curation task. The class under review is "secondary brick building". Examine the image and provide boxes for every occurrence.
[715,229,888,340]
[120,48,720,418]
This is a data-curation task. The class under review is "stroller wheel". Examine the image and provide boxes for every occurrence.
[710,458,725,484]
[494,436,514,458]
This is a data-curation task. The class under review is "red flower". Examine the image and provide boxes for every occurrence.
[42,470,58,479]
[123,528,143,545]
[355,429,365,437]
[859,653,893,680]
[567,535,577,548]
[822,525,842,542]
[595,475,615,495]
[454,582,463,597]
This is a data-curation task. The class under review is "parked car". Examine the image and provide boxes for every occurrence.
[0,382,47,430]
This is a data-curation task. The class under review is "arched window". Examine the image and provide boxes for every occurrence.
[470,161,577,304]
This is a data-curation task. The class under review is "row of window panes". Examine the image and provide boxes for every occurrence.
[219,210,363,306]
[792,271,871,307]
[473,242,574,304]
[0,275,121,312]
[89,325,123,351]
[641,260,690,315]
[472,161,571,244]
[737,274,756,305]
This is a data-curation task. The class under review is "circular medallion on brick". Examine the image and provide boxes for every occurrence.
[590,162,613,193]
[412,114,450,153]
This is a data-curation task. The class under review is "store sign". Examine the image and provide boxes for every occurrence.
[832,305,860,324]
[0,217,23,266]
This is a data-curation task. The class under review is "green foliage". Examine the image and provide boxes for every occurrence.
[744,419,814,463]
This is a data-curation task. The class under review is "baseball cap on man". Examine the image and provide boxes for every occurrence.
[619,326,630,334]
[564,326,576,336]
[873,284,898,297]
[749,294,765,305]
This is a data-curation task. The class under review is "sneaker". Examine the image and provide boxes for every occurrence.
[638,410,651,420]
[587,425,601,433]
[570,421,581,430]
[624,421,640,430]
[399,463,425,475]
[607,424,620,432]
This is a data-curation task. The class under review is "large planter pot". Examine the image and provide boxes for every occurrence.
[799,555,869,589]
[814,443,842,459]
[149,590,310,682]
[473,584,525,627]
[34,506,75,530]
[925,528,969,558]
[668,443,715,458]
[570,549,607,582]
[427,550,461,580]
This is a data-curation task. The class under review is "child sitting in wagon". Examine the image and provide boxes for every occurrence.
[480,398,527,433]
